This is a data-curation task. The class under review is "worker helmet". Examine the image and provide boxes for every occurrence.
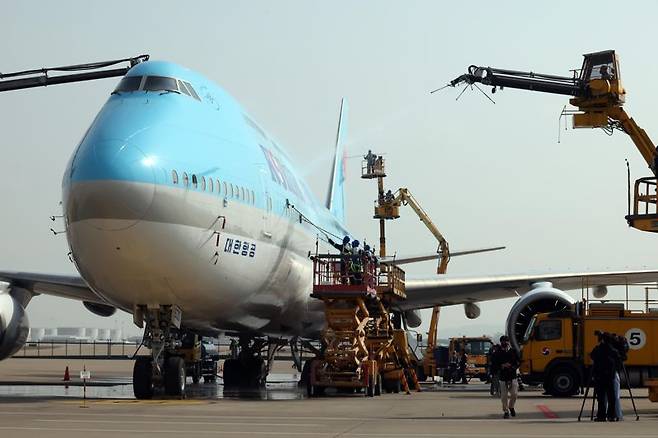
[352,240,360,248]
[342,236,351,244]
[364,244,370,252]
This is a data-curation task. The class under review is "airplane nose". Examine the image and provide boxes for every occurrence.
[67,139,156,230]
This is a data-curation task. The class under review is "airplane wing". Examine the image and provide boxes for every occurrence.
[0,271,104,303]
[396,269,658,311]
[382,246,505,266]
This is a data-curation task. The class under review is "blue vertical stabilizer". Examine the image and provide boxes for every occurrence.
[326,98,348,223]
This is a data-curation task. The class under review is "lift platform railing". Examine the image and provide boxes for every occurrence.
[361,158,386,179]
[625,176,658,232]
[312,254,378,296]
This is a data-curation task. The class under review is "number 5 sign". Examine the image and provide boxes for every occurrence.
[625,328,647,350]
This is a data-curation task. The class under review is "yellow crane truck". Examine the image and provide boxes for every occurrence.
[435,336,493,382]
[520,301,658,397]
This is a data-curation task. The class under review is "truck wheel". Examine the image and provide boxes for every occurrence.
[546,365,579,397]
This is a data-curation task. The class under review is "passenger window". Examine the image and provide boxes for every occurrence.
[183,172,189,187]
[200,176,206,191]
[183,81,201,101]
[536,320,562,341]
[144,76,179,92]
[217,179,221,195]
[208,178,213,192]
[113,76,142,93]
[240,187,245,200]
[192,174,198,188]
[171,170,178,184]
[251,190,255,204]
[223,181,228,196]
[177,80,191,96]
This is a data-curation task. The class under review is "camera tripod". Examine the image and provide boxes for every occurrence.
[578,364,639,421]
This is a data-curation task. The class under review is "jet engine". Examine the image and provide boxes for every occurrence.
[83,301,117,317]
[592,285,608,299]
[403,309,422,328]
[505,282,575,353]
[464,302,481,319]
[0,286,30,360]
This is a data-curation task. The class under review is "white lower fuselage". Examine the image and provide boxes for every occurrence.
[66,180,327,338]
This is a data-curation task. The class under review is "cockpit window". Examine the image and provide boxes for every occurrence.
[144,76,179,93]
[177,80,191,96]
[183,81,201,101]
[114,76,142,93]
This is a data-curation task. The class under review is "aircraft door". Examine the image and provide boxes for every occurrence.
[259,167,273,239]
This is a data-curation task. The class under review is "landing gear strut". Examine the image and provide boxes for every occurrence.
[132,305,187,399]
[223,336,285,388]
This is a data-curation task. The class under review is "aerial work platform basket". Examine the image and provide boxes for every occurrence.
[626,176,658,232]
[361,157,386,179]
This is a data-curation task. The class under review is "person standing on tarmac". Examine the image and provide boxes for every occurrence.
[491,335,520,419]
[590,331,620,421]
[488,343,501,396]
[611,333,629,421]
[458,351,468,384]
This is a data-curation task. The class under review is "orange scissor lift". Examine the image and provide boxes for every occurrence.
[307,156,422,397]
[308,253,417,396]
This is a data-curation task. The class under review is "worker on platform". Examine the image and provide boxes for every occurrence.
[384,190,394,203]
[599,64,612,80]
[328,236,352,284]
[590,331,620,421]
[364,150,377,174]
[349,240,363,285]
[491,335,520,419]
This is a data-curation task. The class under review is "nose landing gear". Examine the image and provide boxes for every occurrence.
[132,305,188,399]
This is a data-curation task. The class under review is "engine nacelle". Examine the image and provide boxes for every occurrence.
[403,309,422,328]
[464,302,481,319]
[83,301,117,317]
[505,282,575,353]
[0,285,30,360]
[592,285,608,299]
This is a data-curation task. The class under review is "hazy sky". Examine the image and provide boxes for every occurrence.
[1,1,657,338]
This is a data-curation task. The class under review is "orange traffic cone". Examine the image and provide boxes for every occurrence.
[63,366,70,382]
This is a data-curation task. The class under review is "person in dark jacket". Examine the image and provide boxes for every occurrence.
[458,351,468,384]
[491,335,520,418]
[590,331,620,421]
[328,236,351,284]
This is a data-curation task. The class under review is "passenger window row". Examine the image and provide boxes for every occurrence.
[170,170,255,205]
[113,75,201,101]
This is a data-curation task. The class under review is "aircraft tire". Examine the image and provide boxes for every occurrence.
[164,356,186,397]
[133,356,154,400]
[222,359,241,387]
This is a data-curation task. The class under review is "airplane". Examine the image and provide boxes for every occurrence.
[1,58,658,399]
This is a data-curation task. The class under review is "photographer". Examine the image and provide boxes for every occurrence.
[611,333,629,420]
[590,331,620,421]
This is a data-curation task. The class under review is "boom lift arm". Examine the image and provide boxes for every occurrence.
[0,55,149,93]
[376,187,450,379]
[445,50,658,232]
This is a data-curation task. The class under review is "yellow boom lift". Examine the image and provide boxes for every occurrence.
[369,158,451,380]
[444,50,658,232]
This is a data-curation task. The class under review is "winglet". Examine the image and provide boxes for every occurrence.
[326,98,348,223]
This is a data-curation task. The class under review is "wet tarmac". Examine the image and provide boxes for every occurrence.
[2,359,658,437]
